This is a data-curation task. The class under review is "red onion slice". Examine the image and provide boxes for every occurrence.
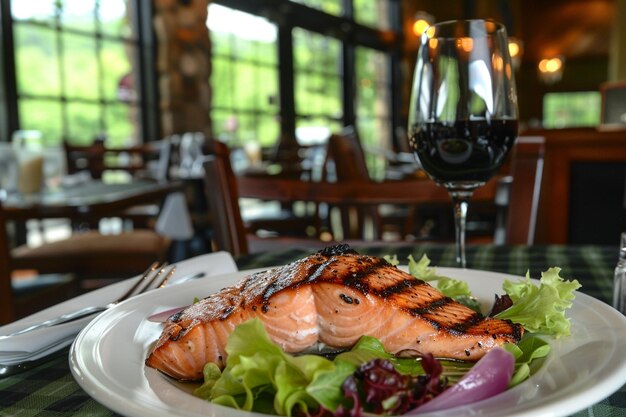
[410,347,515,414]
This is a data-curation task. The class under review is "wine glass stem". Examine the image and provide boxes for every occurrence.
[450,190,473,268]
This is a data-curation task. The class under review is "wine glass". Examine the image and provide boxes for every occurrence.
[407,19,518,267]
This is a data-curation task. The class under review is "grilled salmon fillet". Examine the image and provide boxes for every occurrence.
[146,245,523,380]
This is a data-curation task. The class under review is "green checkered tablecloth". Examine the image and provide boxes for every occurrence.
[1,244,624,416]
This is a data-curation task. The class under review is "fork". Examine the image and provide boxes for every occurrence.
[4,262,176,338]
[0,340,72,378]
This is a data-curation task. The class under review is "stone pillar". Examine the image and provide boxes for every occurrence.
[153,0,212,138]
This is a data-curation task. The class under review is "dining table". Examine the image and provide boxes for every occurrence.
[0,242,624,416]
[0,178,182,222]
[0,178,184,323]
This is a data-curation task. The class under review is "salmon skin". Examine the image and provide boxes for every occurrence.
[146,245,523,380]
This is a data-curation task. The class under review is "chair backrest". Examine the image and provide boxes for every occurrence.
[323,128,370,183]
[203,135,538,254]
[267,132,306,179]
[64,140,168,180]
[321,128,376,239]
[500,136,546,245]
[64,140,107,178]
[202,140,249,256]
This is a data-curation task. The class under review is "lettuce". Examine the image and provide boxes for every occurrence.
[399,253,580,337]
[495,267,581,337]
[195,318,333,416]
[502,336,551,387]
[406,254,481,312]
[194,319,552,416]
[194,320,441,415]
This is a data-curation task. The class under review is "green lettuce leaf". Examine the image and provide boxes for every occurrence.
[196,318,333,416]
[495,267,581,337]
[406,254,480,312]
[502,336,551,387]
[383,254,399,266]
[194,321,433,415]
[194,319,552,416]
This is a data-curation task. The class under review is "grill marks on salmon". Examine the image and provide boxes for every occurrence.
[146,245,523,380]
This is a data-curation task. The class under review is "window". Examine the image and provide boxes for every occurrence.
[543,92,601,129]
[293,28,343,145]
[208,4,280,148]
[210,0,401,159]
[353,0,391,29]
[9,0,141,146]
[290,0,342,16]
[355,46,392,179]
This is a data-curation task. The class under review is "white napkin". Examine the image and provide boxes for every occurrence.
[0,251,238,365]
[155,192,194,240]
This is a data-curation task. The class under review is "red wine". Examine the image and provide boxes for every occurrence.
[409,119,518,185]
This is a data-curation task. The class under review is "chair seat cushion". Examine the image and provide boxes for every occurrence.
[11,230,171,275]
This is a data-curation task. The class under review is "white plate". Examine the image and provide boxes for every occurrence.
[70,267,626,417]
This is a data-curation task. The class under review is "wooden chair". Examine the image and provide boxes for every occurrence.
[202,136,545,256]
[1,225,171,324]
[266,132,308,179]
[63,140,107,179]
[321,127,433,241]
[321,128,383,240]
[0,210,78,324]
[203,138,470,255]
[64,139,170,180]
[0,186,173,324]
[63,139,173,229]
[3,234,171,320]
[202,140,250,256]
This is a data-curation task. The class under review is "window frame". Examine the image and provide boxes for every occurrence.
[0,0,158,144]
[208,8,281,147]
[212,0,403,149]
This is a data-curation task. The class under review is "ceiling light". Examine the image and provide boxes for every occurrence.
[507,37,523,70]
[538,56,564,84]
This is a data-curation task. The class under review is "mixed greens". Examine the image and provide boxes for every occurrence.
[388,254,581,337]
[193,256,581,416]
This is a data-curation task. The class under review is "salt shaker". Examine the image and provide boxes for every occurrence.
[613,232,626,314]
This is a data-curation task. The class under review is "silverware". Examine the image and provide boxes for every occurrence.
[176,271,205,284]
[4,262,175,338]
[0,266,207,377]
[0,345,69,378]
[0,333,76,365]
[5,270,205,337]
[0,263,172,378]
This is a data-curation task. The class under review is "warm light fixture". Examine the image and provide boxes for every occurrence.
[538,56,564,84]
[457,37,474,52]
[412,11,434,37]
[507,37,523,70]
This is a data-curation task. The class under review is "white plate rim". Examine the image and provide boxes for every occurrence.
[69,266,626,417]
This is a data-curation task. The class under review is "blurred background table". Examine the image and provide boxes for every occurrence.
[0,179,182,323]
[0,243,623,416]
[1,179,180,221]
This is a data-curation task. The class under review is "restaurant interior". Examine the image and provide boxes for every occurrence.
[2,1,626,415]
[0,0,625,323]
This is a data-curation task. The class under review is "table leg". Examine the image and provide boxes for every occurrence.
[0,213,16,324]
